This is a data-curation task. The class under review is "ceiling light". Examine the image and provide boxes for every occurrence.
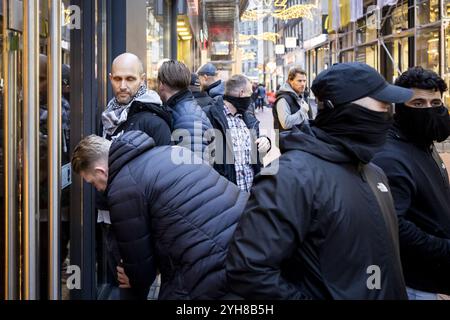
[177,27,188,32]
[179,31,190,36]
[177,21,185,26]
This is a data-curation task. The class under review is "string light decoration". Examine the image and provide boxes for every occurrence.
[241,9,270,21]
[239,34,253,42]
[242,51,256,60]
[241,1,317,21]
[258,32,279,42]
[272,3,317,20]
[239,32,280,43]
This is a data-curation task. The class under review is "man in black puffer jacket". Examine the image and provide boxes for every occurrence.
[72,130,248,299]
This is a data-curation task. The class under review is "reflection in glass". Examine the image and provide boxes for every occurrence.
[416,28,440,74]
[355,45,378,70]
[417,0,440,25]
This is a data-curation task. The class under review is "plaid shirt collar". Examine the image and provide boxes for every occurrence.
[223,101,243,118]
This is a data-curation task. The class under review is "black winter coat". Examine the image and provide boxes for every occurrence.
[106,130,248,299]
[190,86,214,108]
[373,126,450,294]
[203,96,263,185]
[226,126,407,299]
[105,100,172,146]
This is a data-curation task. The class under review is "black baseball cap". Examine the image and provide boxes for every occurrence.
[311,62,413,106]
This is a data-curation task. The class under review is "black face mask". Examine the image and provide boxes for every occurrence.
[223,95,252,114]
[314,103,393,163]
[395,104,450,146]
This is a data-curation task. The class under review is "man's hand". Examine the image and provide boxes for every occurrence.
[256,137,271,154]
[117,265,131,288]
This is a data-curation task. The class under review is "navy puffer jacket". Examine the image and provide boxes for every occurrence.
[106,130,248,299]
[166,89,214,162]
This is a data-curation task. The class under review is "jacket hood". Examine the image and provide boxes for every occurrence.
[132,94,172,129]
[279,125,354,164]
[206,80,225,98]
[278,82,300,97]
[107,130,155,187]
[135,89,163,105]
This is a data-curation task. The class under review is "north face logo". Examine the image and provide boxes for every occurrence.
[377,183,388,193]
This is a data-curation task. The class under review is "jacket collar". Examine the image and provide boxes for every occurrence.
[107,130,155,192]
[206,80,221,93]
[165,89,192,108]
[389,124,433,151]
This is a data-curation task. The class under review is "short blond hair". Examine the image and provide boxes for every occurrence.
[71,135,111,174]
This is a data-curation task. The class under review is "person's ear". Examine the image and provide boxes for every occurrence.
[140,73,146,85]
[108,73,113,82]
[94,166,107,177]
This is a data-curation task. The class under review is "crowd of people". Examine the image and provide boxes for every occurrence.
[71,52,450,300]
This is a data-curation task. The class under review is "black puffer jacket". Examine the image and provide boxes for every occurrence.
[226,126,407,299]
[106,130,248,299]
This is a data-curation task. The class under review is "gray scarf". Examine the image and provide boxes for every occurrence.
[102,84,148,137]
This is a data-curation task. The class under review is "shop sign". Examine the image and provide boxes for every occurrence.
[275,44,285,54]
[187,0,199,15]
[303,34,327,50]
[285,52,295,65]
[212,41,230,55]
[285,37,297,48]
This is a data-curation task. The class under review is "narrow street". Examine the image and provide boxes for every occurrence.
[257,106,450,177]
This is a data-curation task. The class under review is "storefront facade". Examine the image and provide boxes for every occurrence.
[305,0,450,105]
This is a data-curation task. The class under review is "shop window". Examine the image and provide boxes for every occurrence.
[146,0,170,90]
[317,45,331,75]
[356,18,377,45]
[383,2,410,36]
[382,37,409,83]
[443,22,450,106]
[445,0,450,18]
[355,45,378,70]
[339,50,354,63]
[417,0,439,25]
[338,25,354,50]
[416,28,440,74]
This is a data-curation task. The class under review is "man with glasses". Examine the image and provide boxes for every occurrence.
[373,67,450,299]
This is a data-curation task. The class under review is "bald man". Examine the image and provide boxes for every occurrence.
[99,53,173,299]
[101,53,172,145]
